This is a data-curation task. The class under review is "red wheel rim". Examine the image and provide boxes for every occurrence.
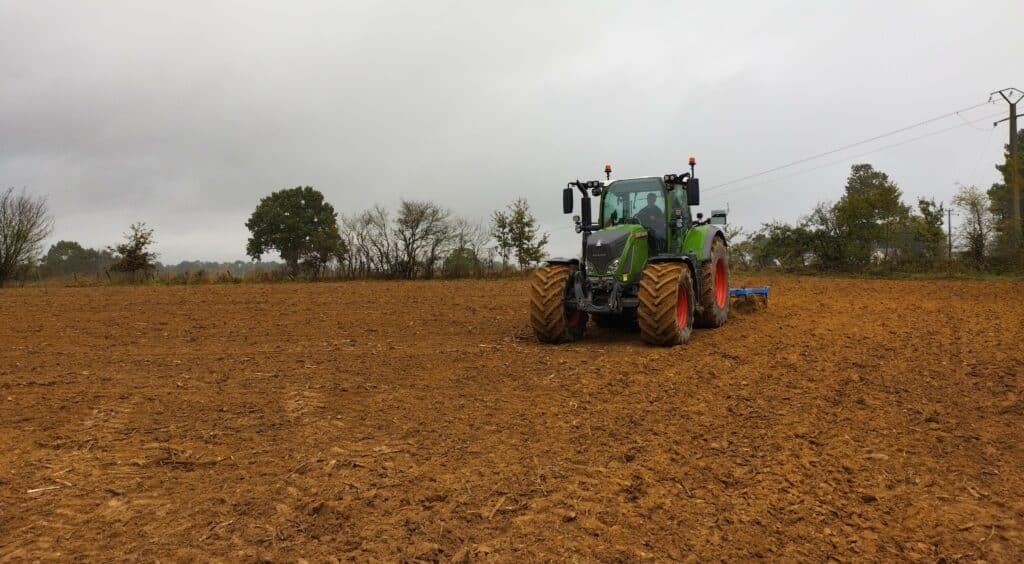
[676,284,688,327]
[714,259,727,307]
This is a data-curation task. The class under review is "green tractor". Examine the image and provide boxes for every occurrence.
[529,159,730,346]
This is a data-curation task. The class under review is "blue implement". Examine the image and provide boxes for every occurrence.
[729,286,770,302]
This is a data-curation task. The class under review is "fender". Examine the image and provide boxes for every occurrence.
[682,225,727,263]
[544,257,580,266]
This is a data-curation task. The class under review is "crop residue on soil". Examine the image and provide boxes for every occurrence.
[1,276,1023,560]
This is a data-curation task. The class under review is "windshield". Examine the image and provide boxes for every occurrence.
[602,178,666,226]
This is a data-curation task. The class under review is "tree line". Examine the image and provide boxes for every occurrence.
[732,130,1023,274]
[2,129,1019,285]
[0,185,551,286]
[245,187,549,279]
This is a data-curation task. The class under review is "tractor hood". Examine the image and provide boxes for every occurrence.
[586,225,647,277]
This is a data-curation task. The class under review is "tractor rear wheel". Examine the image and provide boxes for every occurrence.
[696,236,730,328]
[638,262,695,346]
[529,264,587,343]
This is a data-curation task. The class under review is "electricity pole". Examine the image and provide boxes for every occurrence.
[992,88,1023,260]
[947,207,953,263]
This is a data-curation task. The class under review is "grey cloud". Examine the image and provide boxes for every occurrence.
[1,0,1019,262]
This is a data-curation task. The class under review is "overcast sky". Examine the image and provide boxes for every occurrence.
[2,1,1021,263]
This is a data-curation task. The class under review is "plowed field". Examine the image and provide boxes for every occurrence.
[2,276,1023,561]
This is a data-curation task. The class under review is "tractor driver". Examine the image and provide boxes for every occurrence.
[636,193,666,252]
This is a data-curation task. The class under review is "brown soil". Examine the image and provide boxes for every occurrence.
[1,276,1023,561]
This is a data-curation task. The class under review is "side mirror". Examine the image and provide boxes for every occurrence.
[563,187,574,214]
[581,196,592,226]
[686,178,700,207]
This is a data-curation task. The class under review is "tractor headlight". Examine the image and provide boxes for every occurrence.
[586,260,598,275]
[606,258,620,274]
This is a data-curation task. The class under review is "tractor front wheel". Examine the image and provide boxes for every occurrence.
[529,264,587,343]
[697,236,730,328]
[638,262,695,346]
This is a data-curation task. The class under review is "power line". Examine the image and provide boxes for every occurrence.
[708,110,1003,196]
[965,124,999,182]
[706,100,995,191]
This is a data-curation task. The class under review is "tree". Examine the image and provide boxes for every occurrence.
[302,229,347,278]
[986,128,1024,254]
[449,218,493,276]
[491,199,548,270]
[952,185,992,266]
[833,164,910,266]
[443,246,479,278]
[804,202,846,269]
[910,198,945,262]
[490,211,514,269]
[42,240,114,277]
[246,186,342,276]
[0,188,53,286]
[361,205,398,276]
[394,200,452,279]
[757,221,813,269]
[108,222,158,275]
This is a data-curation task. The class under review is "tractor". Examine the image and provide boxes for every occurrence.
[529,159,730,346]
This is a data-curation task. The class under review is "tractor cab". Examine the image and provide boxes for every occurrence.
[599,177,692,255]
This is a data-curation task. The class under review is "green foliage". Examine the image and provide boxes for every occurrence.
[245,186,342,276]
[832,164,910,267]
[490,198,548,270]
[443,246,479,278]
[911,198,946,262]
[108,222,158,274]
[757,221,813,268]
[986,128,1024,254]
[746,164,958,273]
[42,240,114,276]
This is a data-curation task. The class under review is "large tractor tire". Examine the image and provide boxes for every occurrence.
[529,264,587,343]
[637,262,695,346]
[696,236,730,328]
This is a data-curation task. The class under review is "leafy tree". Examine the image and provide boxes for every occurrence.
[757,221,814,269]
[952,185,992,266]
[491,198,548,270]
[833,164,910,266]
[42,240,113,276]
[246,186,342,276]
[986,128,1024,254]
[490,211,514,269]
[443,246,479,278]
[302,229,348,277]
[108,222,158,275]
[811,202,853,268]
[0,188,53,286]
[910,198,946,262]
